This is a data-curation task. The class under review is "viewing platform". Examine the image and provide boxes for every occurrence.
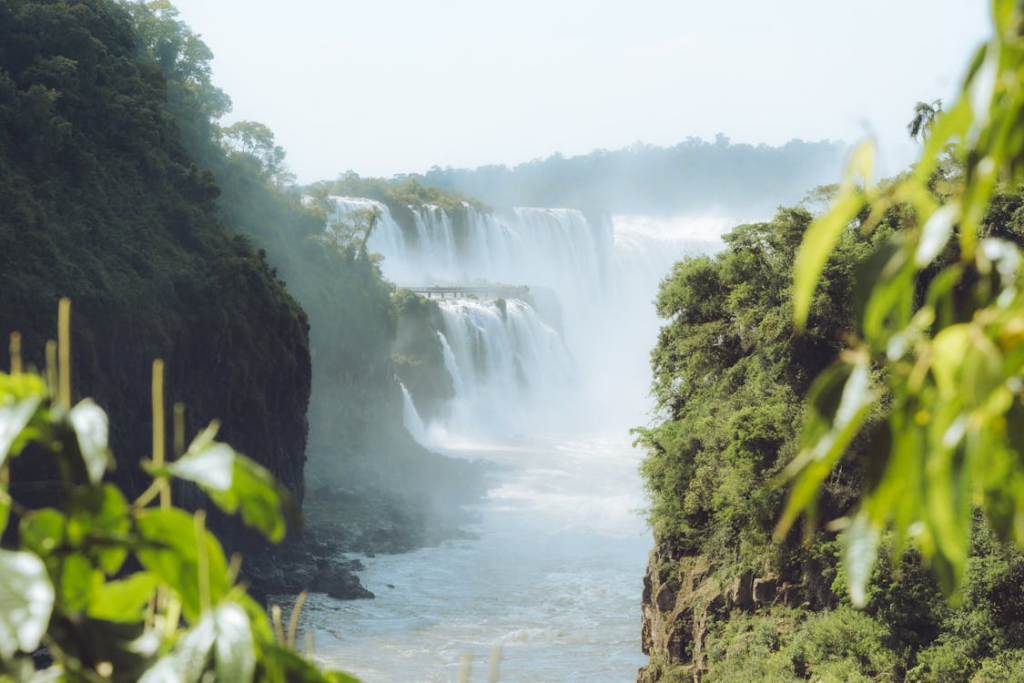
[402,285,531,300]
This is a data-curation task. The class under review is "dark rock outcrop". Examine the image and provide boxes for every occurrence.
[638,540,820,682]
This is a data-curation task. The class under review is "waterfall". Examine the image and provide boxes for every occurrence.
[327,196,731,434]
[435,298,573,435]
[437,332,464,397]
[399,382,431,446]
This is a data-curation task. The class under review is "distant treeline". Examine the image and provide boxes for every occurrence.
[412,136,848,215]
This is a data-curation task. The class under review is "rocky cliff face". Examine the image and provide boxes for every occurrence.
[637,538,813,682]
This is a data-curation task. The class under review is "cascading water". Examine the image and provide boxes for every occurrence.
[431,297,574,437]
[399,381,431,447]
[315,197,739,681]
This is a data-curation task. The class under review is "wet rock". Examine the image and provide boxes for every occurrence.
[313,559,374,600]
[728,570,755,610]
[655,578,680,612]
[753,576,779,605]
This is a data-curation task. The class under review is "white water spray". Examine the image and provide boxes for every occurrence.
[318,197,744,681]
[327,197,730,431]
[399,381,431,447]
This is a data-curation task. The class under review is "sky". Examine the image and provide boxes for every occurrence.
[169,0,991,184]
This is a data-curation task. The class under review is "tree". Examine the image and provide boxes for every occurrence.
[907,99,943,142]
[784,0,1024,605]
[219,120,293,185]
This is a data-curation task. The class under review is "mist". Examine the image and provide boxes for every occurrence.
[288,136,842,679]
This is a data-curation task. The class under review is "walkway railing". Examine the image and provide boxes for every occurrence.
[401,285,530,300]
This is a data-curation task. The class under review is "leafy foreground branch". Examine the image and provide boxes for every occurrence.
[0,300,359,682]
[784,0,1024,604]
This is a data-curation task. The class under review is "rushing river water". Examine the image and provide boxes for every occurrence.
[304,431,650,682]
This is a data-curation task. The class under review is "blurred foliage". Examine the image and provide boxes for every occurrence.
[0,0,311,521]
[784,0,1024,604]
[0,315,360,682]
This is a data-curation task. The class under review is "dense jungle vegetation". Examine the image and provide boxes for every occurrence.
[0,0,313,514]
[637,183,1024,681]
[0,0,472,531]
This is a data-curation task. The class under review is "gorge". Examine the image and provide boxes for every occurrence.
[301,197,738,680]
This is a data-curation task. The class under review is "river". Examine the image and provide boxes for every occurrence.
[299,204,734,682]
[305,431,650,682]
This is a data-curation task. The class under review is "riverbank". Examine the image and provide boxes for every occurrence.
[243,458,488,603]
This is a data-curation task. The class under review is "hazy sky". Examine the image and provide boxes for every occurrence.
[169,0,990,184]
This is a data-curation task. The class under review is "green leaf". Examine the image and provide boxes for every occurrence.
[794,189,863,330]
[962,334,1004,409]
[67,399,113,485]
[143,603,255,683]
[324,672,364,683]
[210,603,256,683]
[165,442,234,491]
[0,488,10,540]
[134,508,230,622]
[20,509,66,573]
[87,573,159,623]
[854,238,913,346]
[0,378,45,465]
[260,643,363,683]
[777,355,876,537]
[160,438,290,542]
[914,204,958,267]
[60,553,101,612]
[137,657,181,683]
[68,484,130,575]
[0,550,55,660]
[208,458,289,542]
[843,510,881,609]
[931,325,972,399]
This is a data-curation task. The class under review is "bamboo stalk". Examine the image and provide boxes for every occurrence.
[152,360,169,509]
[58,298,70,406]
[9,333,21,375]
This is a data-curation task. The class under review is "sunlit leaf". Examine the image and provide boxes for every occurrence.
[145,603,256,683]
[776,355,876,537]
[68,399,113,485]
[135,508,230,622]
[88,573,159,623]
[847,139,876,189]
[0,375,45,464]
[793,190,864,331]
[855,239,913,346]
[211,603,256,683]
[20,509,66,573]
[260,643,363,683]
[165,442,234,491]
[962,335,1004,409]
[914,204,958,267]
[0,550,55,660]
[137,656,182,683]
[207,458,289,543]
[843,511,881,608]
[60,553,101,612]
[931,325,971,399]
[911,96,974,186]
[159,438,290,542]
